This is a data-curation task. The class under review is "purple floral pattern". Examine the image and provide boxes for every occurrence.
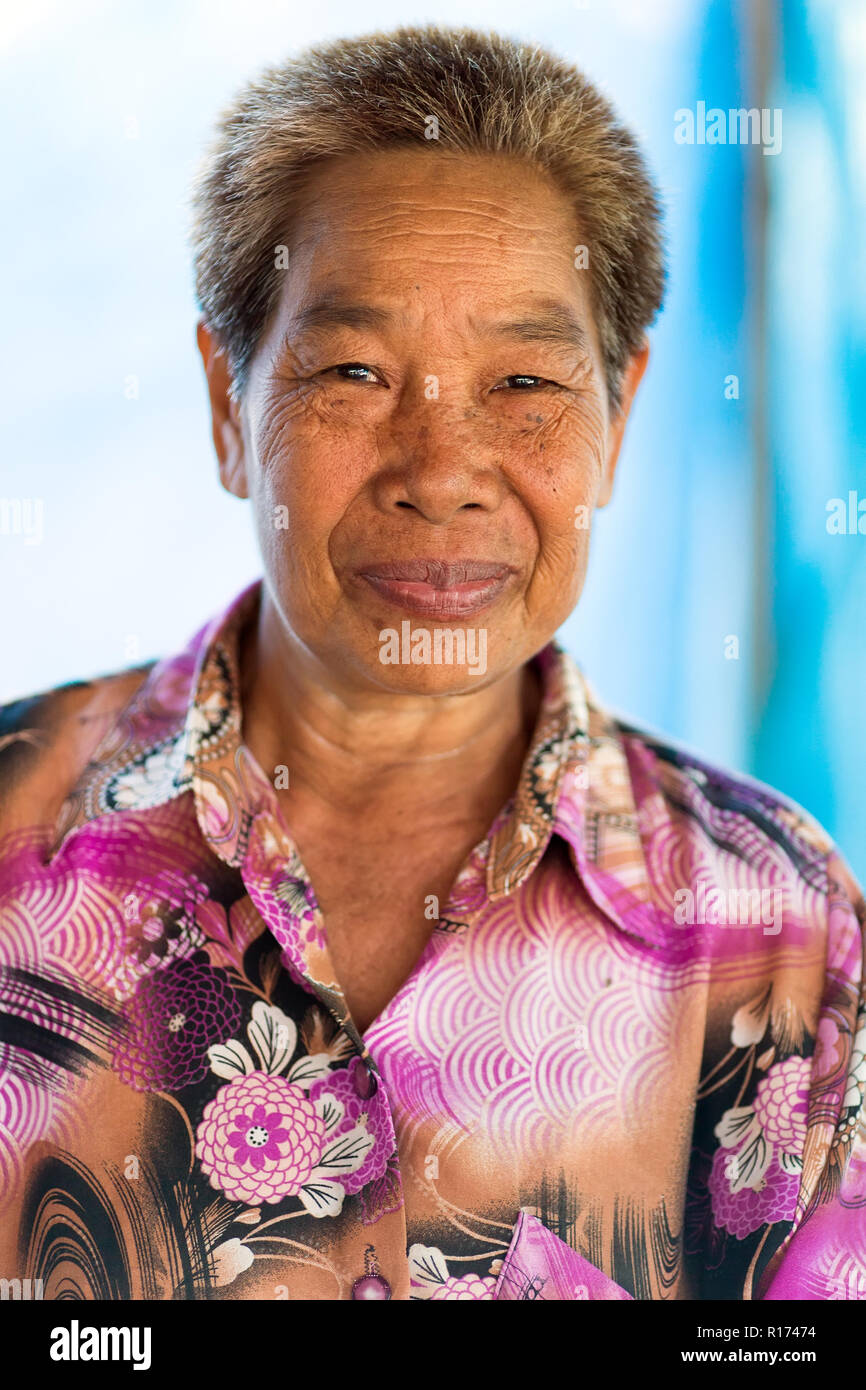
[115,950,241,1091]
[709,1056,812,1239]
[753,1056,811,1148]
[196,1072,326,1204]
[308,1057,394,1194]
[708,1142,800,1239]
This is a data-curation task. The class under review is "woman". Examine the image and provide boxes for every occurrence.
[1,23,864,1302]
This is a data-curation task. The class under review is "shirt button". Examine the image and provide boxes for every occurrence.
[350,1056,378,1098]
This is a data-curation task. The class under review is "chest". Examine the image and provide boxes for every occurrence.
[298,845,466,1036]
[323,903,436,1035]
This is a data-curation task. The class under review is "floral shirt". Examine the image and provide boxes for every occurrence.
[1,578,865,1302]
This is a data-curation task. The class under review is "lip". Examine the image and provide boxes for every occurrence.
[356,558,515,619]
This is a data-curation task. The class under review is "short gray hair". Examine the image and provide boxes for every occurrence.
[189,23,666,410]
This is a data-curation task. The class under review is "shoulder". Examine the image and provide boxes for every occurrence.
[608,708,862,909]
[0,663,157,839]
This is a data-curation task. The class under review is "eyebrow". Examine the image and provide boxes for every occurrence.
[289,298,392,336]
[287,297,590,355]
[487,306,591,355]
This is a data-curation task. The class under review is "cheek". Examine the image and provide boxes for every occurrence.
[505,401,607,614]
[248,390,367,546]
[511,397,608,537]
[242,441,343,611]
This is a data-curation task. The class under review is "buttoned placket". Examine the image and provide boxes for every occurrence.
[231,761,524,1299]
[214,688,605,1299]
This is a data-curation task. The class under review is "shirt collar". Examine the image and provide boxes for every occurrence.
[48,579,662,947]
[48,580,261,861]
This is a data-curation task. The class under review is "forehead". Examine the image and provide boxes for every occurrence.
[274,147,591,317]
[290,146,578,224]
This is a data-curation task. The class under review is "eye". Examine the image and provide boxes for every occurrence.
[493,374,562,391]
[325,362,383,384]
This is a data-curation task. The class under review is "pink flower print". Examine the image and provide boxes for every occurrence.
[243,824,328,983]
[274,873,319,938]
[196,1072,326,1205]
[408,1243,497,1300]
[710,1055,812,1239]
[308,1057,395,1194]
[708,1141,800,1239]
[753,1056,811,1152]
[445,841,491,919]
[272,875,328,964]
[229,1104,291,1169]
[429,1274,497,1300]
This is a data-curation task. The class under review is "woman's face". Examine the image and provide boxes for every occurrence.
[203,147,648,693]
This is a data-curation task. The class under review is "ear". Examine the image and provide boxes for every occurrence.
[196,318,249,499]
[596,338,650,508]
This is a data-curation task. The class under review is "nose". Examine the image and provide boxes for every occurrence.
[370,396,508,525]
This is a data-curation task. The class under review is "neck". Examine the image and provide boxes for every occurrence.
[238,589,543,838]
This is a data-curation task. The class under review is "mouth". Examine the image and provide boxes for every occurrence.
[355,558,515,619]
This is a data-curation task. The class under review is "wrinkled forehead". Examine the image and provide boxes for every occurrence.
[260,146,601,361]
